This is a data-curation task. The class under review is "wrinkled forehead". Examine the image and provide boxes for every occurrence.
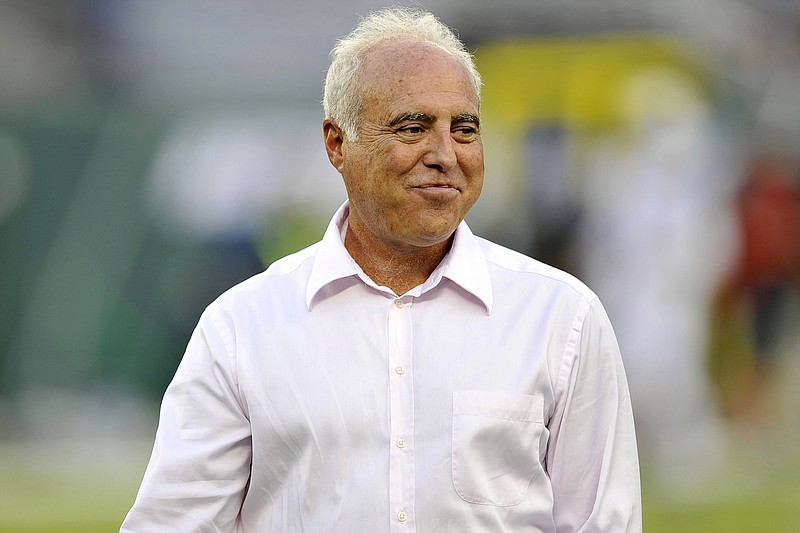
[359,41,478,102]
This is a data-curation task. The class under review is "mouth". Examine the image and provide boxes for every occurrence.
[410,183,461,201]
[412,183,461,192]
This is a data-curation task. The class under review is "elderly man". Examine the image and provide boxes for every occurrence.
[122,8,641,532]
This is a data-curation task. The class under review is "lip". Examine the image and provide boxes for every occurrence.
[411,183,461,191]
[411,184,461,199]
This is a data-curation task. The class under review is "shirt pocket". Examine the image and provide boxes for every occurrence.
[451,390,544,507]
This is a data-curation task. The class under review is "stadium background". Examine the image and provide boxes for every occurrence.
[1,1,799,530]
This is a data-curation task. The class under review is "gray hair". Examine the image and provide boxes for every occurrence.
[323,7,482,140]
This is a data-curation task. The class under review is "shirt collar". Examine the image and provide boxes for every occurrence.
[306,202,493,314]
[306,202,360,308]
[436,219,493,314]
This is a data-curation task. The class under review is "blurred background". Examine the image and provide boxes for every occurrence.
[1,0,799,531]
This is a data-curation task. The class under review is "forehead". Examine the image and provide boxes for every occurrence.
[359,41,478,114]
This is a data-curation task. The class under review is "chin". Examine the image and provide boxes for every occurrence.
[413,227,458,248]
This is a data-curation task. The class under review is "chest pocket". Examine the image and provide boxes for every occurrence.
[452,390,544,507]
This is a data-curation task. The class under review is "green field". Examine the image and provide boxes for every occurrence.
[641,454,800,533]
[1,440,798,532]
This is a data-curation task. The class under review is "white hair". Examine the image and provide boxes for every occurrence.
[323,7,482,140]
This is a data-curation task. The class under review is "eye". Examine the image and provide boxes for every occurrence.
[452,125,479,142]
[399,125,425,135]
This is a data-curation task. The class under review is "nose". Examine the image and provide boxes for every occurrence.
[422,128,458,172]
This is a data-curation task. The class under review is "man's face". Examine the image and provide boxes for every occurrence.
[326,41,484,252]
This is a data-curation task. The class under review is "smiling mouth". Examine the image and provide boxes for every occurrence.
[413,184,460,191]
[411,184,461,202]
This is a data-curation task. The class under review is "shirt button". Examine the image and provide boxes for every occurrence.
[395,365,405,375]
[396,436,406,449]
[394,299,404,308]
[397,511,408,523]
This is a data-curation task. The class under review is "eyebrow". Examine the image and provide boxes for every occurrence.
[388,112,480,128]
[453,113,480,127]
[389,112,435,128]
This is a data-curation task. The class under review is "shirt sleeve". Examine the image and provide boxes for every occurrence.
[546,297,642,532]
[121,309,252,532]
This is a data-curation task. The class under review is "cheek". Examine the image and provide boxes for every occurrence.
[385,148,422,175]
[341,148,379,195]
[353,145,412,182]
[465,145,485,172]
[461,152,485,188]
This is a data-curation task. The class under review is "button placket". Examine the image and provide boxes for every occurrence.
[387,296,415,531]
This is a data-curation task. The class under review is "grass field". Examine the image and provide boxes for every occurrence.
[641,451,800,532]
[1,434,798,533]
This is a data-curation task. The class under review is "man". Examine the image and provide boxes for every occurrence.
[122,8,641,532]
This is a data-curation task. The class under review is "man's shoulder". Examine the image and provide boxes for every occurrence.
[262,241,322,277]
[476,236,596,301]
[208,241,321,311]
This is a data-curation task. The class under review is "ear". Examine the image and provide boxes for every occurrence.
[323,119,346,173]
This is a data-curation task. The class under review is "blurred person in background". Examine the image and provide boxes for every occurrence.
[711,156,800,424]
[122,7,640,532]
[576,68,738,493]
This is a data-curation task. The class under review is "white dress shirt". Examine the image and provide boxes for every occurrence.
[122,202,641,532]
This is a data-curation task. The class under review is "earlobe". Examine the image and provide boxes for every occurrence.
[323,119,345,172]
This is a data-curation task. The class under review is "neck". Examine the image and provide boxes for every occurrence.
[344,225,452,295]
